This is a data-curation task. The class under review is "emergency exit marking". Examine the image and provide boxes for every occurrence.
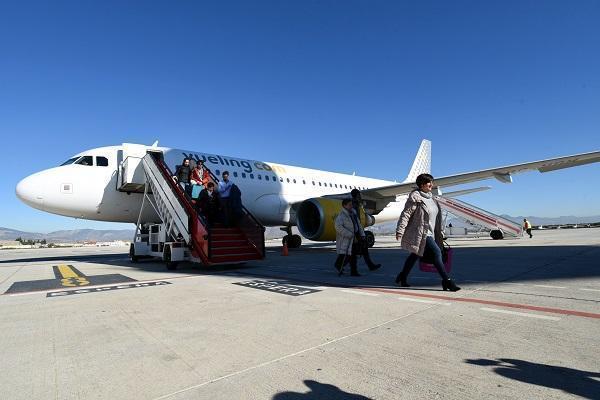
[233,280,321,296]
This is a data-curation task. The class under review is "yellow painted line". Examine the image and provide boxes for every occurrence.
[57,264,79,279]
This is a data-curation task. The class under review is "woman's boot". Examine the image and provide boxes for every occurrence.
[395,273,410,287]
[442,279,461,292]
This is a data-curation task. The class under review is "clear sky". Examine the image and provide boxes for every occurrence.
[1,1,599,233]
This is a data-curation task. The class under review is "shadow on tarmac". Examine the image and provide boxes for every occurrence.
[3,244,600,291]
[272,380,372,400]
[465,358,600,399]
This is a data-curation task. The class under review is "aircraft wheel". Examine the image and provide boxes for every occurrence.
[129,243,139,263]
[365,231,375,248]
[289,234,302,248]
[163,246,178,270]
[490,230,504,240]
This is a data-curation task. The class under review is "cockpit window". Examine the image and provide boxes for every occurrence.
[75,156,94,166]
[60,157,79,166]
[96,156,109,167]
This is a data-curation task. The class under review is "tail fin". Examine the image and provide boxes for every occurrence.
[404,139,431,183]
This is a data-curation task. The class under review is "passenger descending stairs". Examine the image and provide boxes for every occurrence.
[140,152,265,265]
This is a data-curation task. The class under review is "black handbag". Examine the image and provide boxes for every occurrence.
[420,241,450,264]
[352,235,364,256]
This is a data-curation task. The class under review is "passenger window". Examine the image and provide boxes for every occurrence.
[258,174,262,180]
[242,173,246,178]
[215,169,220,176]
[319,182,322,186]
[75,156,93,166]
[303,180,306,184]
[250,173,254,179]
[293,179,296,184]
[272,176,277,182]
[279,177,283,182]
[312,181,315,185]
[233,172,238,177]
[96,156,109,167]
[286,178,290,183]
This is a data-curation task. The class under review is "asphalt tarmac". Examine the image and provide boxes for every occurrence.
[0,228,599,399]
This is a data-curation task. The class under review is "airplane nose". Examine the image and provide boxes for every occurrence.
[16,174,45,209]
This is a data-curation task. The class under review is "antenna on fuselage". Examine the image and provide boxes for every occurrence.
[151,140,159,147]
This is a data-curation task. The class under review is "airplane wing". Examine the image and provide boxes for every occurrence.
[322,150,600,214]
[367,150,600,200]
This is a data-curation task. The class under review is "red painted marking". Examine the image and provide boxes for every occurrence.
[360,287,600,319]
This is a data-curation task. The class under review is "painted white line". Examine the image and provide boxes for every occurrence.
[397,297,451,306]
[499,282,527,286]
[480,307,561,321]
[580,288,600,293]
[341,289,379,297]
[533,285,566,289]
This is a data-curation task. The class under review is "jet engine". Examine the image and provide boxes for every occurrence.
[296,198,375,241]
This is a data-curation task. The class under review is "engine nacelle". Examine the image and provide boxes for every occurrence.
[296,198,375,241]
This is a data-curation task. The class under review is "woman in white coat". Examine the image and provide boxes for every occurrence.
[334,198,364,276]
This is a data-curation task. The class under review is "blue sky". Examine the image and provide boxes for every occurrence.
[1,1,599,233]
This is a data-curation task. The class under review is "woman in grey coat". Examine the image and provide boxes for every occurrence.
[395,174,460,291]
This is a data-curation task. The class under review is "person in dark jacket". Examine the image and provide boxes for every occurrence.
[197,182,221,226]
[173,158,192,197]
[228,184,243,226]
[351,189,381,271]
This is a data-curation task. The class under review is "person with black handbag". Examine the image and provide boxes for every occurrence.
[334,199,365,277]
[351,189,381,271]
[395,173,461,291]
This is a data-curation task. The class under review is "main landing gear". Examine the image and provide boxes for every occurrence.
[281,226,302,248]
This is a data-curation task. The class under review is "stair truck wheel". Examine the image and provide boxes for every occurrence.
[129,243,139,263]
[490,229,504,240]
[163,245,178,270]
[365,231,375,248]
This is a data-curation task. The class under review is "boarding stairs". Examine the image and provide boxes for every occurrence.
[127,150,265,266]
[436,196,523,239]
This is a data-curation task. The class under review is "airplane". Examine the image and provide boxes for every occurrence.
[15,140,600,250]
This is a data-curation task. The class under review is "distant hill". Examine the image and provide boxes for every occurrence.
[3,213,599,243]
[0,227,135,242]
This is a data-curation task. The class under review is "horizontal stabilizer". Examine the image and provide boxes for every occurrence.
[442,187,492,197]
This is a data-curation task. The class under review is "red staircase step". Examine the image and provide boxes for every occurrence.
[210,239,249,247]
[210,246,258,256]
[210,253,262,264]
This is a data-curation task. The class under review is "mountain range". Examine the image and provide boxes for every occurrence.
[0,227,135,242]
[2,214,599,242]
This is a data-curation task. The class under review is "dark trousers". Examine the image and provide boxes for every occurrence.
[180,182,192,198]
[335,254,358,275]
[399,236,449,281]
[221,197,231,226]
[526,228,532,238]
[362,246,378,268]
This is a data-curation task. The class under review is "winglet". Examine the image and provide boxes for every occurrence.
[404,139,431,183]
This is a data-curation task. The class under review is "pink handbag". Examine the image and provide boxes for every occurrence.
[419,246,453,273]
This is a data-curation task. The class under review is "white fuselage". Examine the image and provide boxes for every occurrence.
[16,144,406,227]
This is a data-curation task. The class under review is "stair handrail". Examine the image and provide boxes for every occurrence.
[146,153,211,263]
